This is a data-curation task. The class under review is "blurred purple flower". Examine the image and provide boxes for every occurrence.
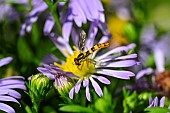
[59,0,111,42]
[20,0,48,36]
[0,0,27,22]
[139,25,170,71]
[20,0,111,42]
[38,32,138,101]
[148,96,166,108]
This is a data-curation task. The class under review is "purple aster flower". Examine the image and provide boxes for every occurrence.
[59,0,111,42]
[38,31,138,101]
[0,76,26,113]
[139,25,170,69]
[0,57,26,113]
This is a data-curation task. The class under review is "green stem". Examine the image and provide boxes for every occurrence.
[32,103,39,113]
[44,0,62,36]
[20,100,33,113]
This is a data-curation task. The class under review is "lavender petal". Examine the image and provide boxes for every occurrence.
[37,67,55,79]
[75,80,82,93]
[49,34,73,57]
[92,75,110,84]
[85,23,98,48]
[154,48,165,72]
[0,84,26,90]
[69,87,74,99]
[97,69,135,79]
[0,96,20,104]
[160,96,165,107]
[0,57,13,67]
[62,22,73,42]
[0,102,15,113]
[96,44,136,60]
[43,15,55,35]
[86,85,91,101]
[106,60,137,67]
[90,77,103,97]
[115,54,137,60]
[136,68,153,80]
[0,89,21,99]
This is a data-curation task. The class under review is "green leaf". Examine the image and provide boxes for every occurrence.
[145,53,155,67]
[31,23,40,46]
[59,105,93,113]
[144,107,170,113]
[95,98,107,113]
[17,38,34,63]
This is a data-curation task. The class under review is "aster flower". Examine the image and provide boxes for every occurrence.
[38,31,138,101]
[0,57,26,113]
[59,0,111,42]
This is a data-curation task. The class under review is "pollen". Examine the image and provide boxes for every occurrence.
[54,47,96,78]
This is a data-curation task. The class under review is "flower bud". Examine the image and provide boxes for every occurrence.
[53,72,74,96]
[28,73,51,111]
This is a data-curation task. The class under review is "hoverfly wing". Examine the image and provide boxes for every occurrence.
[79,30,86,51]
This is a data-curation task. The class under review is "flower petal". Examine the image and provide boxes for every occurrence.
[0,57,13,67]
[96,44,136,60]
[86,85,91,101]
[90,77,103,97]
[0,89,21,99]
[75,80,82,93]
[105,60,137,67]
[69,87,75,99]
[71,27,79,48]
[160,96,165,107]
[43,15,55,35]
[62,22,73,42]
[154,48,165,72]
[106,60,137,67]
[0,84,26,90]
[0,96,20,104]
[0,80,25,87]
[0,102,15,113]
[49,34,73,57]
[92,75,110,84]
[97,69,135,79]
[85,23,98,48]
[83,79,90,101]
[115,54,137,60]
[37,67,55,79]
[136,68,153,80]
[153,97,158,107]
[0,76,25,81]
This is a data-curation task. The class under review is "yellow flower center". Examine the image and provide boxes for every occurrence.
[54,47,96,78]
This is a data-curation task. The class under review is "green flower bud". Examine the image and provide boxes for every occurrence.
[28,74,51,112]
[53,72,74,96]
